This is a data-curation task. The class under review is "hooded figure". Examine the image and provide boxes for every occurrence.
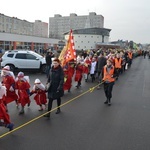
[31,79,47,111]
[0,83,14,131]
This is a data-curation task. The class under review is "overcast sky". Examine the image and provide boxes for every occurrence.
[1,0,149,44]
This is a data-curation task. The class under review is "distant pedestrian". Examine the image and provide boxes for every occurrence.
[45,49,54,78]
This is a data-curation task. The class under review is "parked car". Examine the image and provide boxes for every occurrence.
[1,50,46,73]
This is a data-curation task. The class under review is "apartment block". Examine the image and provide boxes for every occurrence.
[34,20,48,38]
[0,13,48,38]
[49,12,104,39]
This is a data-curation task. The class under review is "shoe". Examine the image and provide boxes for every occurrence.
[55,109,61,114]
[108,102,111,106]
[27,102,31,107]
[38,108,43,111]
[75,85,79,88]
[6,123,14,131]
[97,86,101,90]
[44,114,50,118]
[104,100,108,104]
[19,109,24,115]
[16,104,19,108]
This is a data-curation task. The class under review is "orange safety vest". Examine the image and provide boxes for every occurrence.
[128,53,133,59]
[114,58,122,69]
[102,65,115,82]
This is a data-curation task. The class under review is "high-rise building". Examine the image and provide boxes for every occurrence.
[34,20,48,38]
[49,12,104,39]
[0,13,34,36]
[0,13,48,38]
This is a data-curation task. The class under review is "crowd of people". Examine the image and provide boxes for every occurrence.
[0,48,143,131]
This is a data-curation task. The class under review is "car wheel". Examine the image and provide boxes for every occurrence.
[7,65,15,72]
[41,64,46,73]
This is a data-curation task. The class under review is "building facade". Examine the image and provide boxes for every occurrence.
[64,28,111,50]
[0,13,48,38]
[0,13,52,53]
[49,12,104,39]
[0,32,60,52]
[34,20,48,38]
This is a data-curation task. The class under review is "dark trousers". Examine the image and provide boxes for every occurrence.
[46,65,51,78]
[47,98,61,113]
[104,82,114,101]
[77,77,82,86]
[115,68,121,78]
[90,74,95,82]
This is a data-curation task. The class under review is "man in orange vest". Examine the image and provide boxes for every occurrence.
[102,59,116,106]
[127,50,133,67]
[114,53,122,80]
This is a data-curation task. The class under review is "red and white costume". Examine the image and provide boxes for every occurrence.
[0,83,14,131]
[31,79,47,111]
[15,72,30,114]
[1,66,18,107]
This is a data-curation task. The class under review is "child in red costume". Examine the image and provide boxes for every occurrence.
[0,83,14,131]
[1,65,18,111]
[63,65,73,92]
[15,72,31,114]
[31,79,47,111]
[74,61,83,88]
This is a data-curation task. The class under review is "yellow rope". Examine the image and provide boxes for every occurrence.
[0,81,104,139]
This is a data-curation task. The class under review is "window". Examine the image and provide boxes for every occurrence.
[7,54,14,58]
[26,54,36,60]
[15,53,26,59]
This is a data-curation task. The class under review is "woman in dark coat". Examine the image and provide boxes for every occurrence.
[44,58,64,118]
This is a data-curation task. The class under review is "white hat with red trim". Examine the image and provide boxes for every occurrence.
[34,79,41,84]
[2,65,10,71]
[17,72,24,78]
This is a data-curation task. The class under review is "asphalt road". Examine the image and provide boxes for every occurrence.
[0,56,150,150]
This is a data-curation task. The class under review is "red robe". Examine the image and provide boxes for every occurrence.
[74,64,83,82]
[31,89,47,106]
[68,63,75,77]
[0,98,11,124]
[2,75,18,104]
[15,79,30,107]
[63,69,72,91]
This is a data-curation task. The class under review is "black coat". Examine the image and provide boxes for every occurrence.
[96,56,107,72]
[47,65,64,99]
[45,53,53,66]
